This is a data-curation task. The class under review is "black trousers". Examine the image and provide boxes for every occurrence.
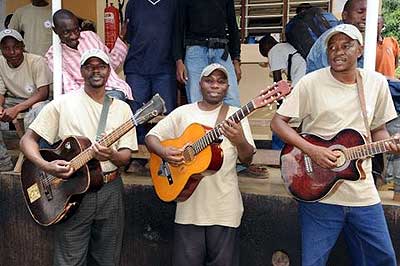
[172,223,240,266]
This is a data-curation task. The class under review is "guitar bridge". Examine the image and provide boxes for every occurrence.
[158,160,173,185]
[40,172,53,200]
[304,155,313,173]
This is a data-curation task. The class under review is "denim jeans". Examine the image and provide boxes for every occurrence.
[272,132,285,150]
[126,73,177,144]
[299,202,396,266]
[184,45,241,107]
[385,115,400,190]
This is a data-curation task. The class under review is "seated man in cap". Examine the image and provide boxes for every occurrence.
[0,28,51,171]
[145,63,255,266]
[271,24,398,265]
[20,49,137,265]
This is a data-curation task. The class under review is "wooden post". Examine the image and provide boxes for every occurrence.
[282,0,289,41]
[240,0,246,43]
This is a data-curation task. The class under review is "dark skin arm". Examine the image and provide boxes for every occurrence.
[371,124,400,153]
[271,114,339,169]
[145,135,184,166]
[272,70,282,83]
[20,130,132,179]
[20,129,74,178]
[176,59,188,84]
[271,114,400,169]
[220,119,254,165]
[0,85,49,122]
[90,133,132,167]
[233,59,242,83]
[118,20,129,42]
[145,119,254,166]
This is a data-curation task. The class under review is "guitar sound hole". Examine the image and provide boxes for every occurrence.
[183,145,195,162]
[333,150,346,168]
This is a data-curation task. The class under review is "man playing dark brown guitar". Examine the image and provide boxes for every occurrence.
[271,24,398,265]
[20,49,137,266]
[145,63,255,266]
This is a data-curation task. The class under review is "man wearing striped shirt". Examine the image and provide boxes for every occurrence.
[45,9,133,101]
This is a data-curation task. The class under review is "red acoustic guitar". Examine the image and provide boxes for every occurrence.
[280,128,399,202]
[150,81,291,202]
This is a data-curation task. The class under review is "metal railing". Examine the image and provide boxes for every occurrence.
[236,0,332,42]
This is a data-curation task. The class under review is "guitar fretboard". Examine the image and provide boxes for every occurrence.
[191,101,256,155]
[69,118,136,170]
[345,137,399,160]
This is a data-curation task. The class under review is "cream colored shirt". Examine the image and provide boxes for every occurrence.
[277,67,397,206]
[9,4,52,56]
[0,53,52,98]
[148,103,255,228]
[29,90,138,172]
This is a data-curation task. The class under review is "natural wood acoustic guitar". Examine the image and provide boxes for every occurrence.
[150,81,291,202]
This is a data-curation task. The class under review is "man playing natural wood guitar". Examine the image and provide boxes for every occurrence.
[271,24,398,265]
[20,49,137,265]
[145,63,255,266]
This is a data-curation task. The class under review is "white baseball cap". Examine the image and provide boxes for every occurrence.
[0,29,24,43]
[80,49,110,66]
[200,63,229,79]
[325,24,364,47]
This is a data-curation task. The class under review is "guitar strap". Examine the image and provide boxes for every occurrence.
[215,104,229,127]
[356,70,372,143]
[96,95,112,141]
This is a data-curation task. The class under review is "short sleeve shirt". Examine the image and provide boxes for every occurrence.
[29,90,138,172]
[277,68,397,206]
[147,103,255,227]
[0,53,52,98]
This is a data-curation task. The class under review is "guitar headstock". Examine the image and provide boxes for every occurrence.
[133,94,167,125]
[253,80,292,109]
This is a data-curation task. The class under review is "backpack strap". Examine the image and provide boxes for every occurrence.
[287,51,299,82]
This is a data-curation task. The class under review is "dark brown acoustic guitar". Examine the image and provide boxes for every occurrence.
[20,94,166,226]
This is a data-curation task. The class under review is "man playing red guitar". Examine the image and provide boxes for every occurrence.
[20,49,137,265]
[271,24,398,265]
[145,63,255,266]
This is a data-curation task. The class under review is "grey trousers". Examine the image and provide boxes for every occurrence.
[53,177,125,266]
[172,224,240,266]
[386,115,400,191]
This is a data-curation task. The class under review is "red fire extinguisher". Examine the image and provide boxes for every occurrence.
[104,0,120,50]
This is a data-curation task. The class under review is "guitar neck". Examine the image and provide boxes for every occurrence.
[192,101,256,154]
[69,118,136,170]
[345,137,398,160]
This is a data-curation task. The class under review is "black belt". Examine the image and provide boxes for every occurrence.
[185,38,229,60]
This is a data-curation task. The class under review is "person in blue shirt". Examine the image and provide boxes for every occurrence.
[306,0,366,73]
[124,0,177,172]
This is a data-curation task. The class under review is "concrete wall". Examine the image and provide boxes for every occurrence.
[1,174,399,266]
